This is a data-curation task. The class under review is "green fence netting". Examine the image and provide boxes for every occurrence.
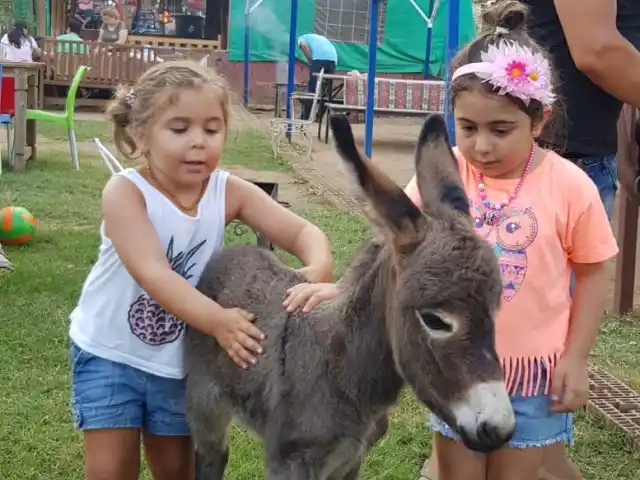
[228,0,476,76]
[0,0,38,36]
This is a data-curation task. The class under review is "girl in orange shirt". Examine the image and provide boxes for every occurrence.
[284,2,617,478]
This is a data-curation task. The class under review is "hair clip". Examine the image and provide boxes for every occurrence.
[124,90,136,107]
[495,26,510,35]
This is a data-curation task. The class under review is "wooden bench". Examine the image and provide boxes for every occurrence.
[39,38,215,107]
[127,34,222,50]
[321,75,446,143]
[75,31,223,51]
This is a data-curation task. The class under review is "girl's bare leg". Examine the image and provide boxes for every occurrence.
[434,434,486,480]
[143,433,194,480]
[486,445,545,480]
[538,444,584,480]
[422,452,438,479]
[424,445,584,480]
[84,428,141,480]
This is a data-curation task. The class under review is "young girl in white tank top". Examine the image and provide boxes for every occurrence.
[69,61,333,479]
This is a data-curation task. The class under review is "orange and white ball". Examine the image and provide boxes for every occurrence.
[0,206,37,245]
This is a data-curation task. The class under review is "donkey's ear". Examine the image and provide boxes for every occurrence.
[415,114,470,216]
[330,114,425,252]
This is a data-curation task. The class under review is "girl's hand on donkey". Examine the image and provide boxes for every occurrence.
[215,308,266,369]
[283,283,339,313]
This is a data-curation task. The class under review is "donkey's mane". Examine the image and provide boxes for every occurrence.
[336,239,387,304]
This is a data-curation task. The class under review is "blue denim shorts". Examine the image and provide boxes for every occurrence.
[429,366,573,449]
[575,155,617,221]
[70,342,190,436]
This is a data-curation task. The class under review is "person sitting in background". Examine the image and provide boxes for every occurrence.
[56,18,87,54]
[0,20,41,62]
[75,0,95,27]
[297,33,337,120]
[97,7,128,44]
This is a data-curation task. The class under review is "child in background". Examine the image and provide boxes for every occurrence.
[285,2,617,478]
[69,61,332,479]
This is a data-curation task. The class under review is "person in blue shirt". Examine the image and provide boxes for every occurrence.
[297,33,338,120]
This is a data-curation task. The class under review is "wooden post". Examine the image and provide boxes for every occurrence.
[25,68,39,161]
[36,0,47,37]
[11,69,28,173]
[613,105,639,315]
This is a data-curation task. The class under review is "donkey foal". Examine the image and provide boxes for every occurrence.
[185,113,515,479]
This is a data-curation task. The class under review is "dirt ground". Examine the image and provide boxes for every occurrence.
[224,165,313,209]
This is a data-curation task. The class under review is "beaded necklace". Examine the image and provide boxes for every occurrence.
[476,143,536,226]
[140,166,209,215]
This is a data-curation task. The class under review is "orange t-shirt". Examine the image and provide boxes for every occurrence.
[405,149,618,395]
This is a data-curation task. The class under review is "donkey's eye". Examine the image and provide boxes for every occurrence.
[415,310,455,335]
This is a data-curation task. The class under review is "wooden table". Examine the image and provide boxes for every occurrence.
[1,61,45,172]
[256,81,302,118]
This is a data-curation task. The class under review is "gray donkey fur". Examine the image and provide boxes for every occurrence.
[185,113,516,479]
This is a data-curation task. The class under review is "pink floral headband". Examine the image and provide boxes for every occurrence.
[452,40,555,106]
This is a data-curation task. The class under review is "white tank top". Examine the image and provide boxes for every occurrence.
[70,168,229,379]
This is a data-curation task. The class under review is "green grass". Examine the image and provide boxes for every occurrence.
[1,124,640,479]
[37,119,292,173]
[592,315,640,391]
[36,117,109,143]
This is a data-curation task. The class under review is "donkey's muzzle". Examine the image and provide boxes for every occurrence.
[459,420,514,453]
[452,380,516,453]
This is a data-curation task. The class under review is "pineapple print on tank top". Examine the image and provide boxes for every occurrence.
[128,237,207,346]
[69,168,229,379]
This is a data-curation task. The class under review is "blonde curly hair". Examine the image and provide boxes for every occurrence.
[106,60,232,159]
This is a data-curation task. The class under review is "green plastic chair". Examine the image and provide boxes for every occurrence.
[26,65,90,170]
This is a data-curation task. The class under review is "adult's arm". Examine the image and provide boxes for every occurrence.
[298,40,313,63]
[555,0,640,107]
[30,37,41,58]
[117,25,128,44]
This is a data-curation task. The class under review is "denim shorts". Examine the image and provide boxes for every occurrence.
[70,342,190,436]
[429,366,573,449]
[575,155,617,221]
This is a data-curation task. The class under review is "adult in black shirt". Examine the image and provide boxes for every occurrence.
[523,0,640,222]
[523,3,640,478]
